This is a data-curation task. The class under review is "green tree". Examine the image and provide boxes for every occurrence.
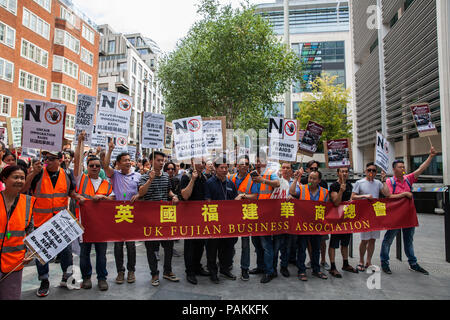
[296,74,352,151]
[158,0,302,130]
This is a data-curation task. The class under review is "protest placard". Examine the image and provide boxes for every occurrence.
[172,116,207,160]
[298,121,324,156]
[164,122,173,150]
[108,135,128,162]
[74,94,96,146]
[268,118,298,141]
[324,139,353,169]
[141,112,165,149]
[410,103,438,138]
[0,127,7,146]
[22,100,66,152]
[268,138,298,162]
[128,145,137,161]
[203,117,226,151]
[375,131,389,172]
[96,91,132,137]
[23,210,83,265]
[90,125,107,149]
[7,117,22,147]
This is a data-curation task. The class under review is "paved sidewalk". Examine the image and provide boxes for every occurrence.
[20,213,450,300]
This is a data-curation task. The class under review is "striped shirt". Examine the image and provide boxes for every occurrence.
[139,172,172,201]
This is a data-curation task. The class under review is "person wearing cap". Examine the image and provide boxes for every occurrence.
[74,132,114,291]
[351,162,390,272]
[380,147,437,275]
[21,149,84,297]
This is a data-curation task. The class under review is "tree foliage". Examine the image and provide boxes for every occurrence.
[296,74,352,150]
[158,0,302,129]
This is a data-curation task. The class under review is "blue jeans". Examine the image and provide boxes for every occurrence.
[251,236,265,271]
[80,242,108,281]
[273,234,291,269]
[36,245,73,281]
[260,235,275,275]
[380,228,417,267]
[240,237,250,271]
[297,235,321,274]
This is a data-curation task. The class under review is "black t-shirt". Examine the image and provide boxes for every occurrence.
[31,168,75,194]
[329,181,353,202]
[180,173,207,201]
[170,176,181,198]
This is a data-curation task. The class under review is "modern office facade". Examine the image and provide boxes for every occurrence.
[255,0,354,165]
[97,24,165,147]
[350,0,448,178]
[0,0,99,141]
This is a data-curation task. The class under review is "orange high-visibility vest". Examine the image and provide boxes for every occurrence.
[231,173,254,195]
[33,168,70,228]
[0,194,35,273]
[258,168,276,200]
[75,173,113,220]
[298,185,329,202]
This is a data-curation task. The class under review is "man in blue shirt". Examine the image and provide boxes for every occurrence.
[204,156,244,284]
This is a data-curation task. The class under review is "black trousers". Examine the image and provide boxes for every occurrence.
[114,242,136,273]
[184,239,206,276]
[205,237,237,275]
[145,240,174,276]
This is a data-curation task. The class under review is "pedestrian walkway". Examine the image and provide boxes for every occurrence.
[20,213,450,300]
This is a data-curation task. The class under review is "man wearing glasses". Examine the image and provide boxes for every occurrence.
[74,132,114,291]
[22,149,84,297]
[351,163,390,271]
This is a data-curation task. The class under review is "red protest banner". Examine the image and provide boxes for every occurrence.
[80,198,418,243]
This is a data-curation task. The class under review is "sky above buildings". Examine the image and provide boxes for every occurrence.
[72,0,275,54]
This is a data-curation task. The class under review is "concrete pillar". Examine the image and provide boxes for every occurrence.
[437,0,450,185]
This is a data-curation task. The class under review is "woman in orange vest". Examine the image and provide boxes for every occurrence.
[0,165,35,300]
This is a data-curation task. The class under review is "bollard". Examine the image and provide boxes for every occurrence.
[445,187,450,263]
[396,229,402,261]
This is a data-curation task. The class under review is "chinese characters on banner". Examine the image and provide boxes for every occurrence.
[22,100,66,152]
[80,198,418,242]
[24,210,84,265]
[141,112,166,149]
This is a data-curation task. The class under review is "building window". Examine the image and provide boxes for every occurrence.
[54,28,80,54]
[53,55,78,79]
[0,94,11,116]
[17,102,24,118]
[60,6,75,26]
[132,58,137,74]
[51,83,76,104]
[81,47,94,66]
[108,40,115,53]
[0,0,17,14]
[0,57,14,82]
[410,154,442,176]
[0,20,15,48]
[82,24,95,44]
[19,70,46,96]
[33,0,51,12]
[21,38,48,68]
[80,70,92,89]
[65,114,75,129]
[22,8,50,40]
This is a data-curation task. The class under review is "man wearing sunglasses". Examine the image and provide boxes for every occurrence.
[351,163,390,271]
[74,132,114,291]
[22,149,83,297]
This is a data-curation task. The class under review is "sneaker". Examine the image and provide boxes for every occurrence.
[116,271,125,284]
[249,268,264,275]
[59,276,68,288]
[382,265,392,274]
[306,261,311,269]
[241,269,249,281]
[163,272,180,282]
[260,274,275,284]
[220,270,237,280]
[98,280,109,291]
[409,264,429,275]
[321,262,330,269]
[280,267,290,278]
[81,278,92,289]
[36,280,50,297]
[127,271,136,283]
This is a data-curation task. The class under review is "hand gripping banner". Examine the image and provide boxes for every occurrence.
[80,198,418,243]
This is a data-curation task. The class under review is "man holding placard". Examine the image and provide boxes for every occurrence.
[21,149,84,297]
[380,147,437,275]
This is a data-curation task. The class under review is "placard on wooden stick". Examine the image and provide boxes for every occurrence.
[324,139,353,169]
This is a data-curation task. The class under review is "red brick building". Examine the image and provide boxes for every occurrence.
[0,0,99,142]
